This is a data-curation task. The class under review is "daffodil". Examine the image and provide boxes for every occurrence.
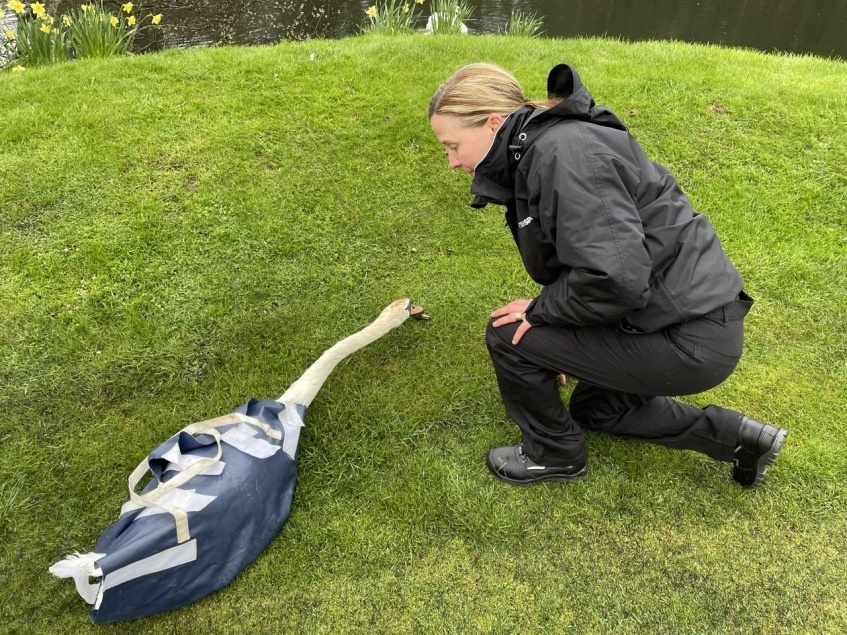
[39,22,50,33]
[4,29,15,39]
[121,2,133,13]
[29,1,45,16]
[151,13,161,24]
[6,0,25,13]
[12,64,25,71]
[416,0,424,4]
[80,3,91,13]
[127,14,135,25]
[61,14,70,26]
[365,5,377,17]
[109,15,118,26]
[403,3,409,13]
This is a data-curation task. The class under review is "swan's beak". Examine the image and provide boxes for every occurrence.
[407,300,430,320]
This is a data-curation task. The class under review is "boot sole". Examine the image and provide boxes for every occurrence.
[486,458,589,486]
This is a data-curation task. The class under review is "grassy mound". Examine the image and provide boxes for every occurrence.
[2,35,845,634]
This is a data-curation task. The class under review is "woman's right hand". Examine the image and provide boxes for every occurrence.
[491,299,534,344]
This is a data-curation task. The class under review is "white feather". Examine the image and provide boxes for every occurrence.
[49,551,105,604]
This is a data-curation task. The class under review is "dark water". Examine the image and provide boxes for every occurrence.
[0,0,832,59]
[127,0,847,59]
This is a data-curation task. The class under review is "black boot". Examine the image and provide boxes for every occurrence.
[486,444,587,485]
[732,417,788,487]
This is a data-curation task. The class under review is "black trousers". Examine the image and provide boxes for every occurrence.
[485,294,754,467]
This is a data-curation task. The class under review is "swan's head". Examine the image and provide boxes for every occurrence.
[377,299,429,329]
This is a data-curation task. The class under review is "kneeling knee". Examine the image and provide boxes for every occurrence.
[485,319,509,354]
[570,400,619,429]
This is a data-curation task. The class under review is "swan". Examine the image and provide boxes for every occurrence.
[423,12,469,34]
[49,299,428,623]
[279,298,426,406]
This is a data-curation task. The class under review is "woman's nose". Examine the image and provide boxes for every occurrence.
[448,155,462,169]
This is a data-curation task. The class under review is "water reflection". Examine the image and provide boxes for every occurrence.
[16,0,847,60]
[129,0,358,49]
[146,0,844,58]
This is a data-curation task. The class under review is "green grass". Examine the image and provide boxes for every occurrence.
[1,35,846,634]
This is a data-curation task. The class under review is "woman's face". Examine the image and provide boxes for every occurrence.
[430,113,504,175]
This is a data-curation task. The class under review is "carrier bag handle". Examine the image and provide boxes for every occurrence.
[124,410,282,543]
[186,412,282,440]
[127,426,223,544]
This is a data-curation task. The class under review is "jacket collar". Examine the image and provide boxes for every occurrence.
[469,107,535,208]
[469,63,627,209]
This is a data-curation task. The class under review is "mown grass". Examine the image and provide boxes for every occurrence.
[1,35,845,634]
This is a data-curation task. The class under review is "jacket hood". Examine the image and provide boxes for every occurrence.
[541,63,627,128]
[471,63,627,208]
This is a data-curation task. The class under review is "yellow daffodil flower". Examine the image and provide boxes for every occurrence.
[12,64,25,71]
[7,0,25,13]
[121,2,133,13]
[365,5,377,17]
[30,1,45,15]
[416,0,424,4]
[403,3,409,13]
[39,22,49,33]
[127,14,135,25]
[80,4,91,13]
[151,13,161,24]
[62,14,70,25]
[4,29,15,39]
[109,15,117,26]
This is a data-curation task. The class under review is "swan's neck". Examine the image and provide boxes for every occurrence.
[277,315,402,407]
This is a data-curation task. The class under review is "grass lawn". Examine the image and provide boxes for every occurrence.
[1,34,845,634]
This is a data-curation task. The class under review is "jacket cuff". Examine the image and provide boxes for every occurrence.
[524,298,545,326]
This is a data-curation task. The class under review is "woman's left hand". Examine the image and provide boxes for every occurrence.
[491,299,533,345]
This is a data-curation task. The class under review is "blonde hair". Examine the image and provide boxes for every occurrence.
[428,63,561,127]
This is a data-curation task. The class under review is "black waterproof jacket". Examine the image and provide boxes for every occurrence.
[471,64,744,333]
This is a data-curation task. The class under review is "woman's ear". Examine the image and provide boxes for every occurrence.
[487,113,505,132]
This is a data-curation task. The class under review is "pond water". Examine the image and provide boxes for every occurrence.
[4,0,846,61]
[130,0,846,59]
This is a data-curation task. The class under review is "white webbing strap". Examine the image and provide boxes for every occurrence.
[124,411,282,544]
[187,412,282,440]
[127,427,222,544]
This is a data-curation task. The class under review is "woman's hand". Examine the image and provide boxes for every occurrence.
[491,299,533,345]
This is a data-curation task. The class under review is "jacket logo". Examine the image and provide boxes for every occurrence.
[518,217,534,229]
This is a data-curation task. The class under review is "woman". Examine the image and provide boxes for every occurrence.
[428,62,787,487]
